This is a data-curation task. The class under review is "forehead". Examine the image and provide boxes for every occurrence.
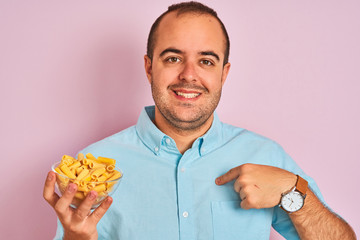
[154,12,226,57]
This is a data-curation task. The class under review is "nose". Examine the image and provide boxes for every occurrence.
[179,60,198,82]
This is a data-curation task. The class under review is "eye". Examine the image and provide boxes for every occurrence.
[200,59,214,66]
[166,57,181,63]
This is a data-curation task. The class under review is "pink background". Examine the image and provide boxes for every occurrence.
[1,1,359,239]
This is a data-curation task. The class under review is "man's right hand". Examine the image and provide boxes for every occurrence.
[43,171,113,240]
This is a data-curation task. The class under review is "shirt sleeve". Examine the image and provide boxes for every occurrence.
[53,218,64,240]
[270,142,327,239]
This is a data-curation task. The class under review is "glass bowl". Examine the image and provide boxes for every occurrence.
[52,161,123,209]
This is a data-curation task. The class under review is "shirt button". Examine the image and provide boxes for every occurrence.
[165,138,171,144]
[154,146,159,152]
[182,211,189,218]
[180,167,185,172]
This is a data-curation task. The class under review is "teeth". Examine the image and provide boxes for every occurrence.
[176,92,200,98]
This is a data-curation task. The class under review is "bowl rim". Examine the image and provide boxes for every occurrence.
[52,161,123,184]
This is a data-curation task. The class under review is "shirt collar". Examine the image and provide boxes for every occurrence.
[198,111,222,156]
[135,105,223,156]
[135,106,166,155]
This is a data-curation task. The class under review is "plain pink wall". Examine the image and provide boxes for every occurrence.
[1,1,359,239]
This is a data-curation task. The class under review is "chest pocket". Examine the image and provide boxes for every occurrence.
[211,201,273,240]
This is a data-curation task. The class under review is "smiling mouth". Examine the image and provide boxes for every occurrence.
[174,91,201,99]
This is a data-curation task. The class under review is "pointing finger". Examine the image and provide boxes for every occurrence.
[215,166,241,185]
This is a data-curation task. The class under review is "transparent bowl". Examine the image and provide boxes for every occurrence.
[52,161,122,209]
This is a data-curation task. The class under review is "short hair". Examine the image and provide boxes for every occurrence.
[146,1,230,65]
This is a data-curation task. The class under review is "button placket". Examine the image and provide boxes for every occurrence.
[177,157,195,239]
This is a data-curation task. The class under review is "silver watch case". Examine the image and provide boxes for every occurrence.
[279,187,306,213]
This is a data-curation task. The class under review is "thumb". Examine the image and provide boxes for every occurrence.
[215,167,241,185]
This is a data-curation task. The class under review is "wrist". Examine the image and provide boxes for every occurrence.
[63,231,98,240]
[285,173,298,193]
[279,175,308,213]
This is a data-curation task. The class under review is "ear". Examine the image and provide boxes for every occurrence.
[144,55,152,84]
[221,62,231,86]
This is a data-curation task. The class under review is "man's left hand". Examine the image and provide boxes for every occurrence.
[215,164,297,209]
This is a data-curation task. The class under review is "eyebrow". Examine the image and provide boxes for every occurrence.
[159,48,220,62]
[200,51,220,62]
[159,48,183,57]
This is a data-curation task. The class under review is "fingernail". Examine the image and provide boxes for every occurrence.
[105,197,113,205]
[47,173,53,181]
[88,191,96,200]
[215,178,220,184]
[67,184,76,193]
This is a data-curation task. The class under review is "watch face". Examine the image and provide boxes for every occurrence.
[281,191,304,213]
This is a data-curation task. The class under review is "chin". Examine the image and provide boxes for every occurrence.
[169,112,212,131]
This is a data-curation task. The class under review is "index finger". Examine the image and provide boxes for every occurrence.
[215,166,241,185]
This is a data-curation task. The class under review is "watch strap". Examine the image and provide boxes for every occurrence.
[295,175,308,196]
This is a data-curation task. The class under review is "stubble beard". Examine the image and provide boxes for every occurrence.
[151,80,222,132]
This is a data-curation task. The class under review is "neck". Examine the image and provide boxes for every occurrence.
[154,109,213,154]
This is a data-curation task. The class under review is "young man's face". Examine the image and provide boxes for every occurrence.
[145,12,230,132]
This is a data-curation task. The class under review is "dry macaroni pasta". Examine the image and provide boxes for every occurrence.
[54,153,122,202]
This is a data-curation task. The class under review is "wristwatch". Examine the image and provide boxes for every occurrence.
[279,175,308,213]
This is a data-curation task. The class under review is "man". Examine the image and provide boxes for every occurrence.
[44,2,356,239]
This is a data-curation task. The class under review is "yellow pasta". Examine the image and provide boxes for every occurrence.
[62,155,75,161]
[54,167,69,183]
[82,158,105,168]
[87,182,96,189]
[54,153,122,207]
[107,171,122,181]
[85,153,97,161]
[106,171,122,188]
[82,172,92,182]
[77,153,85,161]
[76,167,83,175]
[91,168,106,179]
[79,180,86,187]
[75,191,86,200]
[77,185,89,192]
[60,164,76,179]
[76,168,90,180]
[97,156,116,165]
[69,161,81,169]
[88,161,106,169]
[98,172,112,182]
[98,191,108,197]
[106,164,115,172]
[93,184,106,193]
[81,158,90,166]
[54,166,64,175]
[62,159,73,166]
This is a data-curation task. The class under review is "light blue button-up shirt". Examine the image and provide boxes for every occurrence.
[54,106,324,240]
